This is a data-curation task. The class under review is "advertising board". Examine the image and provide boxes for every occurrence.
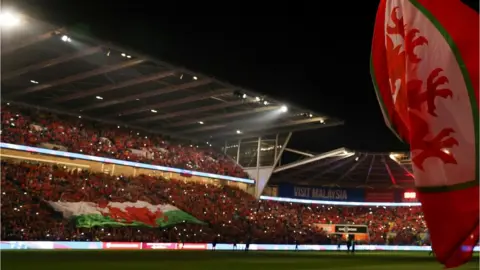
[1,241,479,252]
[102,242,142,250]
[142,243,177,250]
[334,224,368,234]
[278,184,365,201]
[178,243,208,250]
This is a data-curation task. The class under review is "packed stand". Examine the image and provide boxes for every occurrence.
[1,161,429,245]
[1,104,247,178]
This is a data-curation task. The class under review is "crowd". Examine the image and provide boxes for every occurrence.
[1,161,429,245]
[0,104,430,246]
[1,104,247,178]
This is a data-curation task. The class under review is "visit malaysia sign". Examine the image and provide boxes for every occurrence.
[278,184,365,202]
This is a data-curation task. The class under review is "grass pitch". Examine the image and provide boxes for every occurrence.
[2,250,479,270]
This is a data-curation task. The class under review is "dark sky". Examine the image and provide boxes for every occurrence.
[10,0,410,153]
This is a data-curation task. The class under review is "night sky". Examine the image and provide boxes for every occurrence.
[10,0,412,153]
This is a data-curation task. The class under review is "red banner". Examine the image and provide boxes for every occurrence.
[102,242,142,250]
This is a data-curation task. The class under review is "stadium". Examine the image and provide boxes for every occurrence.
[1,6,478,270]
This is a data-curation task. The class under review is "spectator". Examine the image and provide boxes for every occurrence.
[1,104,247,178]
[1,161,429,245]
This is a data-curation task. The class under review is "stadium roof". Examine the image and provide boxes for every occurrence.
[1,12,343,143]
[270,151,414,188]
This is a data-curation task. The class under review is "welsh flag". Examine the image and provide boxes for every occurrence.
[371,0,478,268]
[48,201,205,228]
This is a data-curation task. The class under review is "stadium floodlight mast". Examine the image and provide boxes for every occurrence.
[0,11,21,28]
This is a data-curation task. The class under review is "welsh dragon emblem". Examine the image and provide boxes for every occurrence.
[386,7,458,170]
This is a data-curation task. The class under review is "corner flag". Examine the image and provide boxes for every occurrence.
[371,0,479,268]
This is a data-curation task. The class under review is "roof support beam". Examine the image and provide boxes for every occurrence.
[273,133,292,167]
[123,89,229,118]
[176,107,285,134]
[93,79,214,114]
[389,155,415,179]
[365,155,376,184]
[2,47,102,80]
[203,117,328,138]
[135,100,246,123]
[2,28,64,55]
[278,155,346,180]
[383,156,398,185]
[10,59,144,97]
[274,147,349,173]
[167,105,279,128]
[284,148,314,157]
[309,154,355,180]
[335,155,368,183]
[54,71,175,105]
[206,120,344,141]
[399,164,415,179]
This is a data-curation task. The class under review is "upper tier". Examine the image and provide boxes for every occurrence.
[1,104,248,178]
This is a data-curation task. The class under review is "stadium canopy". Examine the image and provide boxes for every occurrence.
[269,151,415,189]
[1,11,343,144]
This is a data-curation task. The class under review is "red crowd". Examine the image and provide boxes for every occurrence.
[1,104,247,178]
[1,161,429,245]
[0,104,429,246]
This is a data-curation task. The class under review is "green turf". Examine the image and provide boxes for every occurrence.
[2,251,479,270]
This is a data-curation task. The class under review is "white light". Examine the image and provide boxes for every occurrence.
[355,157,359,161]
[30,80,39,84]
[198,121,204,124]
[95,96,103,100]
[61,35,71,42]
[263,100,269,105]
[320,119,325,124]
[193,76,198,80]
[121,53,126,57]
[151,109,157,113]
[242,94,247,99]
[404,192,417,199]
[0,12,21,27]
[236,130,242,134]
[260,195,422,207]
[126,55,132,58]
[255,97,260,102]
[309,113,313,118]
[280,105,288,113]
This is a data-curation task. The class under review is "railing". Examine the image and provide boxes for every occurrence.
[0,142,254,184]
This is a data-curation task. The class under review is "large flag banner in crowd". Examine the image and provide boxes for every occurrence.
[48,201,204,228]
[371,0,479,268]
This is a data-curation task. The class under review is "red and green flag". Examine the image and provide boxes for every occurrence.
[371,0,478,268]
[49,201,205,228]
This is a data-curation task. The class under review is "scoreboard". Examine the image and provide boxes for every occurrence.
[402,191,418,202]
